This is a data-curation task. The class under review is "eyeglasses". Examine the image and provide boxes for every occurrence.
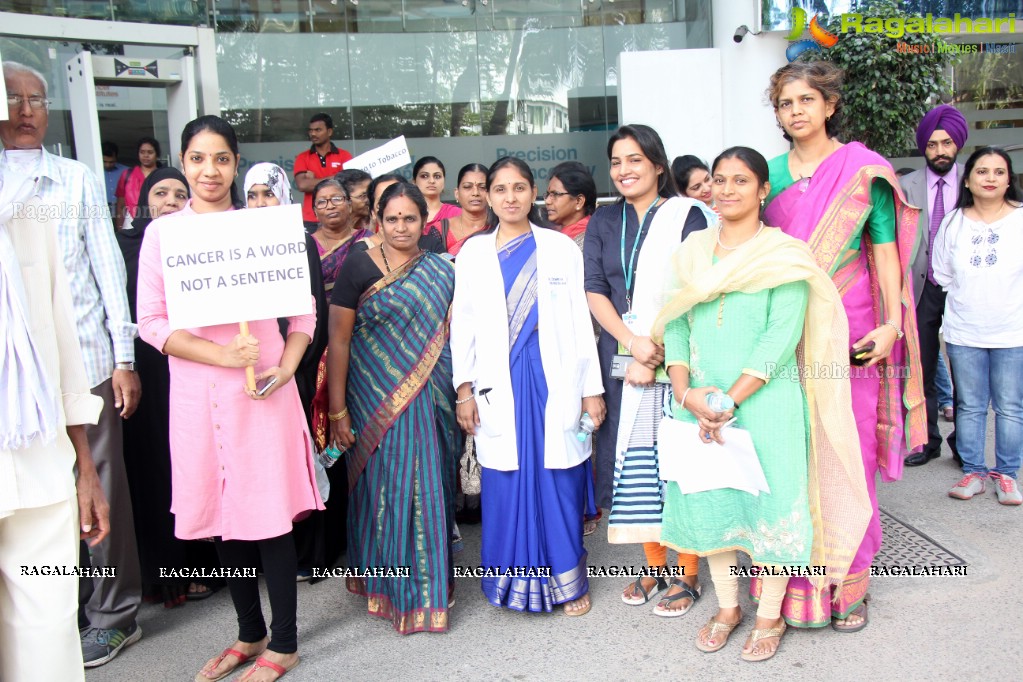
[315,195,348,209]
[350,193,368,202]
[544,190,571,200]
[7,95,50,110]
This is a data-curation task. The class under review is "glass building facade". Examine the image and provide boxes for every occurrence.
[3,1,1020,192]
[1,1,713,194]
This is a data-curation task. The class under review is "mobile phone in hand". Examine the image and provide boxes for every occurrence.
[256,375,278,396]
[850,341,876,366]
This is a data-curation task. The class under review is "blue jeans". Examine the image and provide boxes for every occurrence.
[935,351,953,409]
[945,343,1023,479]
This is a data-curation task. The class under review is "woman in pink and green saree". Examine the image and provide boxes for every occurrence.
[750,60,926,632]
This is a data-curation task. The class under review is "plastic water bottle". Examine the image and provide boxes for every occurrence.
[706,392,735,412]
[317,445,342,469]
[576,412,596,441]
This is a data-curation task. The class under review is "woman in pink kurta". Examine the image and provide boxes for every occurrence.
[137,209,321,541]
[137,115,319,682]
[114,137,160,229]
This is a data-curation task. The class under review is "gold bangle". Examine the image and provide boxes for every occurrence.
[328,408,349,422]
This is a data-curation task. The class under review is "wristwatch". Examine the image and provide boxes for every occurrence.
[114,362,136,372]
[884,320,904,340]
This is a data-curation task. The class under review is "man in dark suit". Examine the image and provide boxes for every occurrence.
[900,105,966,467]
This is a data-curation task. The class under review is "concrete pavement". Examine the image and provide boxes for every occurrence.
[85,416,1020,681]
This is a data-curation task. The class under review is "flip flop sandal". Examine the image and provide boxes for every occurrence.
[564,595,592,617]
[583,518,599,536]
[186,584,221,601]
[695,613,744,653]
[652,579,702,617]
[741,621,787,662]
[194,648,257,682]
[239,656,298,681]
[621,575,668,605]
[831,594,870,633]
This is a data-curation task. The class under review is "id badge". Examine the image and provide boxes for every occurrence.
[610,354,633,380]
[618,311,640,355]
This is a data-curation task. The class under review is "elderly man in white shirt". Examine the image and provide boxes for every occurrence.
[1,60,143,668]
[0,171,107,681]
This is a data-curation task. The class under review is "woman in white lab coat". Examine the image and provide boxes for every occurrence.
[450,156,604,616]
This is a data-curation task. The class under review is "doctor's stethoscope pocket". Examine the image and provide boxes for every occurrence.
[473,387,503,438]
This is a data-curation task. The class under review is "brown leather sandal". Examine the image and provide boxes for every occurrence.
[832,594,870,633]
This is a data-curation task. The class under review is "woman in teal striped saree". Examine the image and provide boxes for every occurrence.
[327,182,459,634]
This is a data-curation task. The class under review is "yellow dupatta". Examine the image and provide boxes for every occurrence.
[651,226,872,595]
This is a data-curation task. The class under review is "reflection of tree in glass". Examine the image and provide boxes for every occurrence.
[479,21,598,136]
[217,33,353,141]
[213,3,684,141]
[955,49,1023,127]
[343,26,483,139]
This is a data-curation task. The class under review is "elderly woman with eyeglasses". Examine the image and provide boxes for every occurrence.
[309,179,373,475]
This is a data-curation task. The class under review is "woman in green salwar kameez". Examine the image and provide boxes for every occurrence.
[652,147,871,663]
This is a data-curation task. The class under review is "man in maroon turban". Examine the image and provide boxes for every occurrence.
[900,104,967,467]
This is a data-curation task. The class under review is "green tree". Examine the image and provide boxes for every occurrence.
[812,0,956,157]
[953,49,1023,128]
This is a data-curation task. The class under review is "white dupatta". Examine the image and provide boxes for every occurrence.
[0,171,59,450]
[612,197,717,479]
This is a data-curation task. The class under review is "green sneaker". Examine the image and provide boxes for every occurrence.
[81,622,142,668]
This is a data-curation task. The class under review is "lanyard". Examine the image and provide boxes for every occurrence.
[620,196,660,309]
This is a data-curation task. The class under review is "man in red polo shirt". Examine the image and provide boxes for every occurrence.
[293,113,352,230]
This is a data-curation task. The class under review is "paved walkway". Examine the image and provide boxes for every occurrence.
[86,417,1019,681]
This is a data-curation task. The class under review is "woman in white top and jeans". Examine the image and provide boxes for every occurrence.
[933,146,1023,505]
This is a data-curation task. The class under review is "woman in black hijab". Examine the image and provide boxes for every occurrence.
[117,167,222,606]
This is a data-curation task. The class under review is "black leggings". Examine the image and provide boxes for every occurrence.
[214,532,298,654]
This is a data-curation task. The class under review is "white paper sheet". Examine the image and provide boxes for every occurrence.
[657,418,771,496]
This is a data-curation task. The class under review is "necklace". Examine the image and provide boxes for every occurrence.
[380,244,419,273]
[717,221,765,251]
[793,138,839,192]
[454,215,488,241]
[497,225,529,256]
[793,138,839,177]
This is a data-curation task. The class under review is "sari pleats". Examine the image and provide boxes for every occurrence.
[479,233,589,612]
[344,253,457,634]
[755,142,924,626]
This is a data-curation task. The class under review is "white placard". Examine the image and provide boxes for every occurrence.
[657,418,770,497]
[342,135,411,178]
[159,204,311,330]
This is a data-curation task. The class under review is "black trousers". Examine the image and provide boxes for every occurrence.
[915,279,958,458]
[215,532,298,654]
[594,333,623,510]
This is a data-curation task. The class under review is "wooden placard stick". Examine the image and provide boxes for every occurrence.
[239,321,257,391]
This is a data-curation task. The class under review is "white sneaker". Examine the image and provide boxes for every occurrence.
[948,473,986,500]
[990,473,1022,506]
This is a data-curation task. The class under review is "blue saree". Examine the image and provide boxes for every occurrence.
[480,232,590,611]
